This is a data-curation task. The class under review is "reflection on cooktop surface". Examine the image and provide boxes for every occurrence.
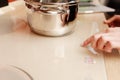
[0,14,13,35]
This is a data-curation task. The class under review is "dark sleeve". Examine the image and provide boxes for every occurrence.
[0,0,8,7]
[107,0,120,9]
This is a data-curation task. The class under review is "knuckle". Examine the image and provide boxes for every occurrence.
[114,15,119,18]
[100,36,107,41]
[98,34,107,42]
[114,15,120,19]
[92,35,98,40]
[106,41,112,47]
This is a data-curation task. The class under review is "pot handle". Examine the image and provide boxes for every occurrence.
[60,9,70,26]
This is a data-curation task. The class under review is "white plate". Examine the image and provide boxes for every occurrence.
[0,65,32,80]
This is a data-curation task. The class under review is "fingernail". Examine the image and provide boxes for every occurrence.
[104,20,107,23]
[80,42,84,47]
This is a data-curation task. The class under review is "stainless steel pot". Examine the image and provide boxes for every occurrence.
[24,0,79,36]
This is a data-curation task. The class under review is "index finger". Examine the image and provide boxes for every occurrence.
[104,15,120,24]
[81,36,94,47]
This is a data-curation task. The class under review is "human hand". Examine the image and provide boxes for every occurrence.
[81,27,120,53]
[104,15,120,27]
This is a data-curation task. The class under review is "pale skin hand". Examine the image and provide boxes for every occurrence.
[82,28,120,53]
[81,15,120,53]
[104,15,120,27]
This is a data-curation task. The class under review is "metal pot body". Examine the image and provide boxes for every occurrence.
[25,0,78,36]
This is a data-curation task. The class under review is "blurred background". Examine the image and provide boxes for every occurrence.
[0,0,15,7]
[0,0,120,19]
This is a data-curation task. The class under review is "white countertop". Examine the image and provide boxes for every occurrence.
[0,1,107,80]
